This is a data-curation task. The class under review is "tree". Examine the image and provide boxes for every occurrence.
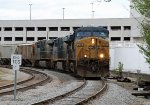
[113,62,124,77]
[132,0,150,18]
[132,0,150,64]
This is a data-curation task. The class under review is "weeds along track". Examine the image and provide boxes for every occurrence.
[0,67,51,96]
[33,80,107,105]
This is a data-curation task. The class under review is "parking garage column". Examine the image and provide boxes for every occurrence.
[121,26,123,42]
[0,27,4,44]
[12,27,15,44]
[46,27,49,40]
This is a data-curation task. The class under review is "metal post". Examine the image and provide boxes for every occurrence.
[14,70,17,100]
[29,4,32,20]
[91,2,94,18]
[62,8,65,19]
[95,0,111,18]
[92,11,95,18]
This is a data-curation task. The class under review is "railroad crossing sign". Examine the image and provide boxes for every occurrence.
[11,54,22,66]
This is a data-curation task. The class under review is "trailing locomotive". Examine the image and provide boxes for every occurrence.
[16,26,109,77]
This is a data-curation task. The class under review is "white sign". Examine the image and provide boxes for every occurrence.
[13,65,20,71]
[11,54,22,66]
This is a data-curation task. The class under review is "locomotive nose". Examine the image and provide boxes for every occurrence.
[76,37,107,60]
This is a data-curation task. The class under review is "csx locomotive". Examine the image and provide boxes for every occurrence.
[16,26,109,77]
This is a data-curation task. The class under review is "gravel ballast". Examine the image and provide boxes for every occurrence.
[88,83,144,105]
[0,68,147,105]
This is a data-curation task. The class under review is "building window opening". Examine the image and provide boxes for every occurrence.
[98,26,108,29]
[49,27,58,31]
[73,27,80,31]
[103,26,108,29]
[124,37,130,41]
[0,27,1,31]
[37,27,46,31]
[111,37,121,41]
[4,27,12,31]
[38,37,46,40]
[49,37,57,39]
[26,27,35,31]
[27,37,34,41]
[111,26,121,30]
[0,37,1,41]
[4,37,12,41]
[61,27,70,31]
[124,26,131,30]
[15,37,23,41]
[15,27,23,31]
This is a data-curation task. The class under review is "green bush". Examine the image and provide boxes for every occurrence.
[113,62,124,77]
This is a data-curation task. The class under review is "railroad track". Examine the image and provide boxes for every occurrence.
[0,67,51,96]
[0,69,34,90]
[32,80,107,105]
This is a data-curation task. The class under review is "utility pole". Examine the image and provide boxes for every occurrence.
[91,2,95,18]
[91,0,111,18]
[62,8,65,19]
[92,11,95,18]
[29,4,32,20]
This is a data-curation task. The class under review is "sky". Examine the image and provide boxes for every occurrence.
[0,0,130,20]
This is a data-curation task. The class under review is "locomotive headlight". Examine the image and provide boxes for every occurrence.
[99,53,104,58]
[92,38,95,44]
[84,54,87,58]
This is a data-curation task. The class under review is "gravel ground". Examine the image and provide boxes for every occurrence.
[42,69,77,82]
[107,79,150,105]
[0,67,30,86]
[0,67,30,81]
[52,81,103,105]
[0,68,82,105]
[0,68,149,105]
[0,80,84,105]
[88,83,144,105]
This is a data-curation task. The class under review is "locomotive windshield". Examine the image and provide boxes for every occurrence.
[93,31,107,37]
[75,27,109,39]
[76,32,91,38]
[76,31,108,39]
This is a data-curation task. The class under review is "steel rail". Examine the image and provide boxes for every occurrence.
[32,80,87,105]
[0,68,51,96]
[75,79,107,105]
[0,69,34,90]
[32,80,107,105]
